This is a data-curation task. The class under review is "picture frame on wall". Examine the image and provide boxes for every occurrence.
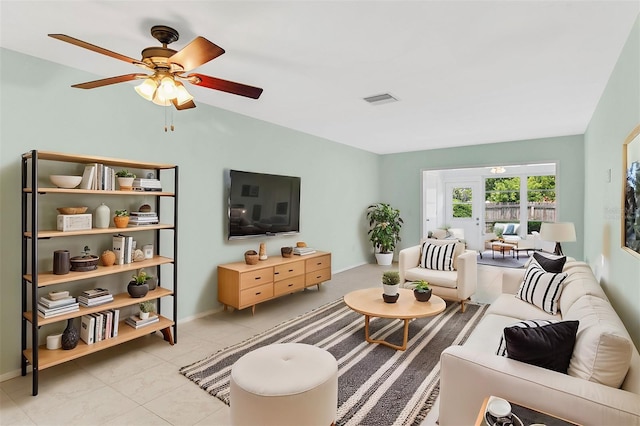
[622,124,640,258]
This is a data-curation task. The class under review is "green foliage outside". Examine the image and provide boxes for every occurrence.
[453,203,472,218]
[485,176,556,203]
[452,187,473,218]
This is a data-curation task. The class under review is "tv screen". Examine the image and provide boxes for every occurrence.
[227,170,301,239]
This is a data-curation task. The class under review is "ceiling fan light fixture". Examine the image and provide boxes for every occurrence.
[158,76,178,100]
[175,82,194,106]
[134,77,157,101]
[152,90,171,106]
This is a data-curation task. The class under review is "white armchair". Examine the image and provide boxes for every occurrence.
[399,238,477,312]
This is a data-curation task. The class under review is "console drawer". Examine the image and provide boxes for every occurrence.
[306,267,331,286]
[274,262,304,281]
[274,275,305,296]
[240,268,274,289]
[306,254,331,273]
[240,282,273,307]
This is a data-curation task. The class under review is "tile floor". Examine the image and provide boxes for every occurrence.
[0,263,505,425]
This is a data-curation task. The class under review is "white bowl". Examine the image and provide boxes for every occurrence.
[50,175,82,189]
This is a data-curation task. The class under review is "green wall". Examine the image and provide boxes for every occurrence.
[0,48,378,377]
[380,135,586,259]
[584,16,640,346]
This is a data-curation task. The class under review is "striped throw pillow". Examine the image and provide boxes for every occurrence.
[516,261,567,314]
[496,319,558,356]
[420,242,456,271]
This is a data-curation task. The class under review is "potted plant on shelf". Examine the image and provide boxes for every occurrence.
[381,270,400,303]
[128,269,150,298]
[115,170,136,190]
[139,300,155,320]
[413,280,432,302]
[114,209,129,228]
[366,203,403,265]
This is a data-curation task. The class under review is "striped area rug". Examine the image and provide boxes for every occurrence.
[180,298,488,426]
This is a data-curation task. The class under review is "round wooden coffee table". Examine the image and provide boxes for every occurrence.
[343,288,446,351]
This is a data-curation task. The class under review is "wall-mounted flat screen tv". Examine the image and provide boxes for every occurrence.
[227,169,301,239]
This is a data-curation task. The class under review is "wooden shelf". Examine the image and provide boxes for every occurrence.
[25,224,174,239]
[23,315,174,370]
[23,256,174,286]
[23,188,175,196]
[23,287,174,325]
[22,150,176,169]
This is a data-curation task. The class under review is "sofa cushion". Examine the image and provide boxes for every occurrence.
[418,238,465,270]
[486,294,560,321]
[420,242,456,271]
[564,295,633,388]
[533,252,566,273]
[558,264,609,315]
[404,267,458,289]
[504,320,579,373]
[516,261,567,314]
[496,319,558,356]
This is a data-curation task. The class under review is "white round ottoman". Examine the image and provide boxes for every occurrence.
[230,343,338,426]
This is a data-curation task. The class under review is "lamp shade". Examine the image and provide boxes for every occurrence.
[134,78,157,101]
[540,222,576,242]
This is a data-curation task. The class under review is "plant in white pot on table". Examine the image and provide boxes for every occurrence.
[381,270,400,303]
[366,203,403,265]
[139,300,155,320]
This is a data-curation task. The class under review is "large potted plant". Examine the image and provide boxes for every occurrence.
[366,203,403,265]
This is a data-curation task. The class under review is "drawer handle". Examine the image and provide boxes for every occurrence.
[288,284,293,287]
[255,292,261,295]
[255,276,261,280]
[274,272,279,275]
[317,262,322,266]
[316,275,322,279]
[288,269,293,272]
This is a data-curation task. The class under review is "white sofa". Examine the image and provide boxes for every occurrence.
[439,260,640,425]
[399,238,477,312]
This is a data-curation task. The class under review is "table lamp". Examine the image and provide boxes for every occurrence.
[540,222,576,256]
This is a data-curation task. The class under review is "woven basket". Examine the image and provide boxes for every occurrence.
[244,251,259,265]
[281,247,293,258]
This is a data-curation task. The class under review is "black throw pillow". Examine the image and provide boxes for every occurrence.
[533,252,566,273]
[504,320,579,373]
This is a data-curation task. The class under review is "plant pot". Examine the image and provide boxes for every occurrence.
[382,283,399,296]
[139,311,150,320]
[382,293,399,303]
[375,252,393,265]
[414,288,432,302]
[281,247,293,258]
[117,177,135,191]
[127,281,149,298]
[114,216,129,228]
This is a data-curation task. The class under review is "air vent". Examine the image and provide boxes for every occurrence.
[363,93,398,105]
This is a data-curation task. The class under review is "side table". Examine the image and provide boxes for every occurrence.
[475,396,580,426]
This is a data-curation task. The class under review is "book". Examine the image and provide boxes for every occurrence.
[93,312,104,342]
[80,314,95,345]
[130,211,158,217]
[78,295,113,306]
[125,316,159,329]
[102,310,112,340]
[125,314,159,329]
[37,303,79,318]
[113,235,125,265]
[38,296,77,308]
[110,309,120,337]
[81,288,110,298]
[293,247,316,255]
[80,164,96,190]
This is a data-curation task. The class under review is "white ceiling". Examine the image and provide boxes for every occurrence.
[1,1,638,154]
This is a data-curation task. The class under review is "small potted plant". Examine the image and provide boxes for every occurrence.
[115,170,136,190]
[114,209,129,228]
[413,280,432,302]
[128,269,150,298]
[382,270,400,303]
[139,300,155,320]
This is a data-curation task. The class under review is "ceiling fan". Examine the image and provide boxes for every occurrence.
[48,25,263,110]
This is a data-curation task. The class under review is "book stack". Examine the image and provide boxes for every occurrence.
[125,314,159,329]
[77,288,114,307]
[293,247,317,256]
[132,178,162,191]
[128,211,159,226]
[37,295,79,318]
[80,163,116,190]
[112,234,134,264]
[80,309,120,344]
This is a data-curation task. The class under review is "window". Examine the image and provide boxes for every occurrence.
[527,175,556,232]
[485,177,520,231]
[452,187,473,218]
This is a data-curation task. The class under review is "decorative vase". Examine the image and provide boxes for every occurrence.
[259,242,267,260]
[95,203,110,228]
[127,281,149,298]
[61,318,79,350]
[100,250,116,266]
[114,216,129,228]
[117,177,135,190]
[414,289,432,302]
[53,250,70,275]
[147,275,158,290]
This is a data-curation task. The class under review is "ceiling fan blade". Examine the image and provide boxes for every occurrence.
[169,37,225,72]
[172,99,197,110]
[187,73,263,99]
[49,34,146,67]
[71,73,148,89]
